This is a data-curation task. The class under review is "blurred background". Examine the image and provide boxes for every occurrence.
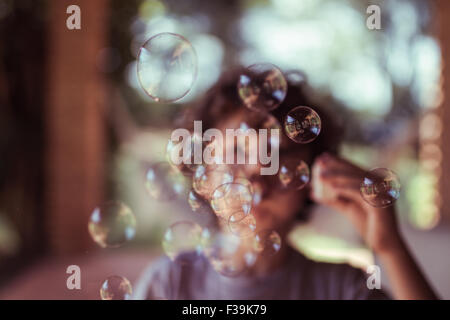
[0,0,449,299]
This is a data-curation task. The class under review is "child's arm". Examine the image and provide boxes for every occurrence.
[377,235,437,299]
[311,153,438,300]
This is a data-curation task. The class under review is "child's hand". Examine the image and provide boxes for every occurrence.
[310,153,402,256]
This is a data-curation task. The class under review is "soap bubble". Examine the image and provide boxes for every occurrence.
[137,32,197,102]
[162,221,203,264]
[233,176,253,193]
[228,213,257,238]
[233,110,282,157]
[238,63,287,112]
[88,201,136,248]
[193,164,234,199]
[233,176,262,206]
[278,160,310,190]
[253,230,282,257]
[166,131,203,174]
[145,162,189,201]
[210,182,253,220]
[250,180,264,205]
[100,275,132,300]
[360,168,401,208]
[204,232,256,277]
[284,106,321,144]
[188,190,210,214]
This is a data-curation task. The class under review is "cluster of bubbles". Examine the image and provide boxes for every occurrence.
[88,32,401,299]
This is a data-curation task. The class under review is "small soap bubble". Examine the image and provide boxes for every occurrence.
[250,180,264,205]
[238,63,287,112]
[203,232,255,277]
[137,32,197,102]
[166,132,203,174]
[100,275,132,300]
[162,221,203,264]
[188,190,210,214]
[210,182,253,220]
[234,176,262,205]
[278,160,310,190]
[193,164,234,199]
[233,176,254,193]
[253,230,282,257]
[234,110,282,157]
[228,213,257,238]
[88,201,136,248]
[145,162,189,201]
[360,168,401,208]
[284,106,321,144]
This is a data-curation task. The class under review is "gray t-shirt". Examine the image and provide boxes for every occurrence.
[133,248,388,300]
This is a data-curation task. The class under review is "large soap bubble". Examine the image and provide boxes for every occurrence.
[137,32,197,102]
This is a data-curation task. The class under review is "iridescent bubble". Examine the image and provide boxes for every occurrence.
[88,201,136,248]
[204,232,256,277]
[210,183,253,220]
[137,32,197,102]
[250,180,264,205]
[360,168,401,208]
[145,162,189,201]
[238,63,287,112]
[166,131,203,174]
[188,190,210,214]
[253,230,282,257]
[162,221,203,264]
[193,164,234,199]
[284,106,321,144]
[233,110,282,158]
[278,160,310,190]
[233,176,253,193]
[233,176,263,206]
[100,275,132,300]
[228,213,257,238]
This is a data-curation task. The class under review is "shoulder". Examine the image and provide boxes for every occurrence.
[290,251,388,300]
[132,255,173,300]
[132,252,209,300]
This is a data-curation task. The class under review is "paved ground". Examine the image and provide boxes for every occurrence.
[0,249,158,300]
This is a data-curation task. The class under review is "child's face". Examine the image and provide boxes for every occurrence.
[215,109,311,233]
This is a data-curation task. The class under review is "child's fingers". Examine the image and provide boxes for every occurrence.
[315,174,362,189]
[315,153,366,177]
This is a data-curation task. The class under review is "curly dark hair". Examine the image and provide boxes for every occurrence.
[181,67,342,160]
